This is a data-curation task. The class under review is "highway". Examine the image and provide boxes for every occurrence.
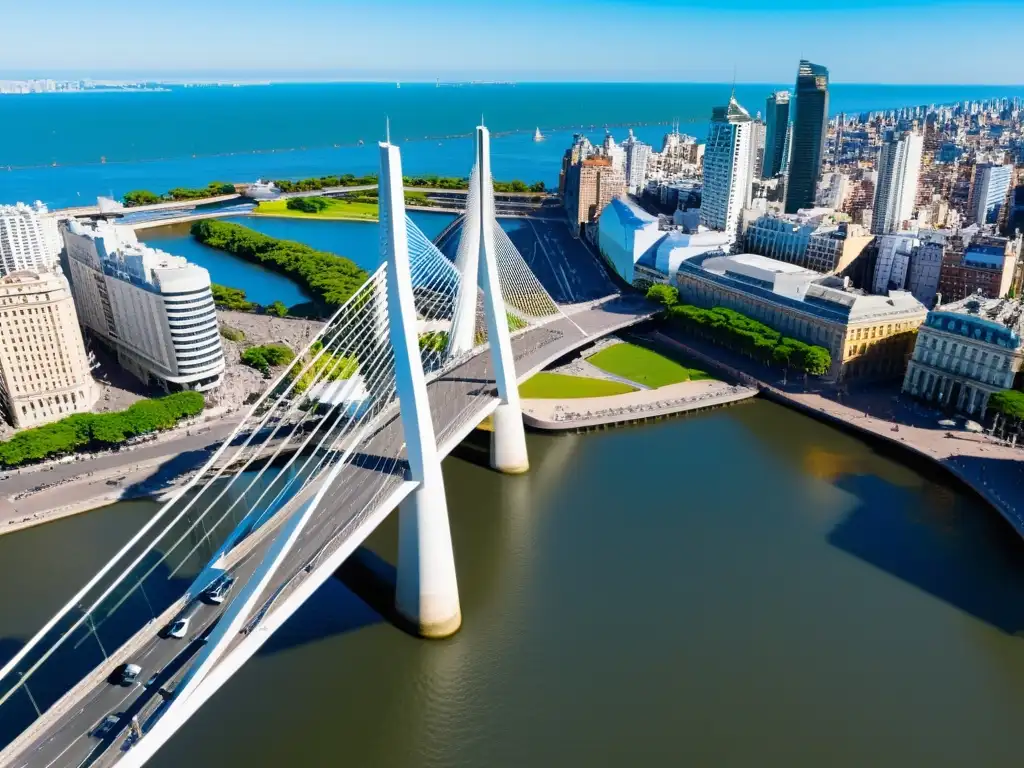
[2,296,653,768]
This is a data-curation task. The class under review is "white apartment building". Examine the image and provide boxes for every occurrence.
[61,219,224,393]
[971,163,1013,225]
[902,296,1024,417]
[0,270,97,428]
[872,233,919,294]
[699,94,753,243]
[0,202,62,277]
[905,234,945,308]
[621,130,652,195]
[871,131,923,235]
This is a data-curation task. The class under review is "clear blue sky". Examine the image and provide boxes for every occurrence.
[3,0,1021,84]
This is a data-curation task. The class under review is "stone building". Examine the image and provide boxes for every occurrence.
[0,270,97,428]
[902,295,1024,417]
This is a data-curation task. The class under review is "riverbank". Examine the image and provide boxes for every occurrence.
[646,329,1024,538]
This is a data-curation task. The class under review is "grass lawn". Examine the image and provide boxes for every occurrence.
[587,342,711,388]
[254,198,379,221]
[519,372,637,399]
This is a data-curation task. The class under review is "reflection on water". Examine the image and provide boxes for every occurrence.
[2,401,1024,766]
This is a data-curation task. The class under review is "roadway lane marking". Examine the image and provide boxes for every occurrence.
[528,219,573,302]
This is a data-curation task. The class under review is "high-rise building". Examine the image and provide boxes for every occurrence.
[871,131,924,234]
[0,202,61,277]
[784,60,830,214]
[970,163,1013,224]
[749,118,766,188]
[563,158,627,229]
[61,219,225,393]
[621,129,652,195]
[0,270,98,428]
[762,91,791,178]
[602,133,626,174]
[700,93,753,241]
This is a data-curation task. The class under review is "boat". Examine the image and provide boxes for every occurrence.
[243,179,280,201]
[533,127,544,142]
[396,81,401,89]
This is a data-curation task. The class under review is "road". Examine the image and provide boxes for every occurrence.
[2,297,654,768]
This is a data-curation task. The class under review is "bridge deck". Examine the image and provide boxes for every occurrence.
[7,297,652,768]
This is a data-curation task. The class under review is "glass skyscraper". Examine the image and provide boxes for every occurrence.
[762,90,790,179]
[784,60,830,214]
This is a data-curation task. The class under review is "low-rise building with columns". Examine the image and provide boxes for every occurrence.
[901,295,1024,417]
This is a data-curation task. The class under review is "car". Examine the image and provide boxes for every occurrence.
[114,663,141,687]
[92,714,123,739]
[203,575,235,605]
[165,616,190,639]
[162,600,201,639]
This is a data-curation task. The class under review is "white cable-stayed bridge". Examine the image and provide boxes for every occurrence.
[0,125,654,768]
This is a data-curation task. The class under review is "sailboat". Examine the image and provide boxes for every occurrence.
[533,127,544,142]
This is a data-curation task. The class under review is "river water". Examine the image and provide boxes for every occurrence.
[2,401,1023,766]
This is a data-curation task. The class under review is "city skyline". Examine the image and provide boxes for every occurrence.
[2,0,1023,85]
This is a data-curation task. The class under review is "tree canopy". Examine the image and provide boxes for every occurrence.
[0,392,205,467]
[211,284,256,312]
[646,285,833,378]
[122,182,235,207]
[988,390,1024,421]
[191,220,368,314]
[241,344,295,376]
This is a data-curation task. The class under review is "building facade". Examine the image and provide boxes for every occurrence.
[970,163,1013,224]
[597,197,663,284]
[905,236,945,307]
[699,94,753,242]
[902,296,1024,417]
[564,158,627,229]
[763,91,791,179]
[674,252,926,381]
[784,60,830,214]
[621,130,652,195]
[937,234,1021,302]
[871,131,924,235]
[61,219,225,392]
[0,202,61,277]
[0,270,97,428]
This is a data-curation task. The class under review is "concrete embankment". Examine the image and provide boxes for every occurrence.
[522,379,756,433]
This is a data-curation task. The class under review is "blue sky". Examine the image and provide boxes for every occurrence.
[3,0,1021,84]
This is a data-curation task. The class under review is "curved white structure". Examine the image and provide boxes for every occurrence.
[61,219,225,391]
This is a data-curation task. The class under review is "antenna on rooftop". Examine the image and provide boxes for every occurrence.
[385,116,390,144]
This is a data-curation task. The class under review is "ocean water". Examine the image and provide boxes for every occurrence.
[2,82,1024,208]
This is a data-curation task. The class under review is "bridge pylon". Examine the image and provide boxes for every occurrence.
[452,124,530,474]
[381,138,462,638]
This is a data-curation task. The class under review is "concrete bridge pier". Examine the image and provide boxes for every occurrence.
[490,403,529,474]
[381,136,462,638]
[396,480,462,638]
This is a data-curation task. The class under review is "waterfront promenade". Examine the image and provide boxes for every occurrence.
[522,378,755,431]
[645,330,1024,537]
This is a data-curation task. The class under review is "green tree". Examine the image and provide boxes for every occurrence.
[646,284,679,309]
[123,190,161,207]
[211,284,256,312]
[287,197,330,213]
[266,301,288,317]
[191,220,368,314]
[241,344,295,375]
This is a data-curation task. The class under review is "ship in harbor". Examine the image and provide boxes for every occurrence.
[243,179,280,200]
